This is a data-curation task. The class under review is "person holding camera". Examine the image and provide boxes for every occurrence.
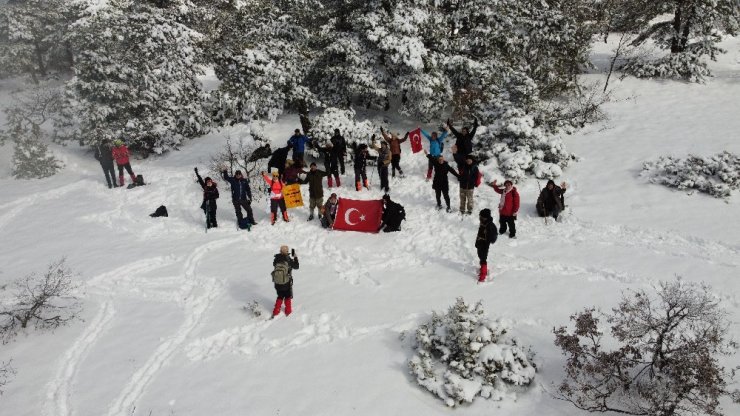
[271,245,300,317]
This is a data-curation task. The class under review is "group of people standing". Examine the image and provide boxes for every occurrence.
[94,139,138,188]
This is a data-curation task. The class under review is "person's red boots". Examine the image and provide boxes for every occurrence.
[285,298,292,316]
[272,298,283,317]
[478,264,488,283]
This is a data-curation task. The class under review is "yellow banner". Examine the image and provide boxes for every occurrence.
[282,183,304,209]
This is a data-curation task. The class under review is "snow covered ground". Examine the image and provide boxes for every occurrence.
[1,37,739,416]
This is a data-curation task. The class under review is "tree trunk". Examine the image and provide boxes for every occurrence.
[670,1,685,53]
[297,99,311,135]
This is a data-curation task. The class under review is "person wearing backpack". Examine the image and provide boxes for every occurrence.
[475,208,497,282]
[455,149,481,215]
[378,194,405,232]
[271,245,300,317]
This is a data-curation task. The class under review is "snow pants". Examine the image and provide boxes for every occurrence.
[391,154,403,177]
[100,161,116,188]
[117,163,135,186]
[499,215,516,237]
[435,188,450,208]
[270,199,287,214]
[459,189,474,213]
[233,199,255,223]
[202,200,217,228]
[378,164,389,193]
[274,282,293,299]
[476,245,489,266]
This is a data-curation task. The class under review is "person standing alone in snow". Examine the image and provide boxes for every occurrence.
[261,170,290,225]
[195,167,219,229]
[475,208,497,282]
[222,169,256,227]
[489,179,520,238]
[536,180,567,221]
[302,162,329,221]
[112,139,137,187]
[94,138,117,188]
[271,245,299,317]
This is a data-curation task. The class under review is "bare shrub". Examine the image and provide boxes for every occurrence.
[0,258,81,343]
[554,281,739,416]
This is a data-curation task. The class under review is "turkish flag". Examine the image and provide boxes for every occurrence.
[332,198,383,233]
[409,128,423,153]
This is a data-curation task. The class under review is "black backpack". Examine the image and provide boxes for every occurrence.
[150,205,168,217]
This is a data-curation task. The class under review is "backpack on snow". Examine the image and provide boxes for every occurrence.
[271,262,291,285]
[150,205,168,218]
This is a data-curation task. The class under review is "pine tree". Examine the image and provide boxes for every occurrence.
[11,126,62,179]
[62,0,209,153]
[0,0,75,81]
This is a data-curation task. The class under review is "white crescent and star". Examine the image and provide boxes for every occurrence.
[344,208,366,226]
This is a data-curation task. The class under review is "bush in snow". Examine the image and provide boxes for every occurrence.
[554,280,739,416]
[642,152,740,198]
[0,360,14,394]
[408,298,536,407]
[622,51,712,83]
[1,85,64,179]
[478,105,575,181]
[0,258,81,343]
[309,107,377,148]
[208,124,271,201]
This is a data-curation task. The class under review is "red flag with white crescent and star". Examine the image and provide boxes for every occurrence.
[332,198,384,233]
[409,128,423,153]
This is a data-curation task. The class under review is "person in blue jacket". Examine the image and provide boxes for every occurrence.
[288,129,311,166]
[222,169,256,227]
[421,127,448,180]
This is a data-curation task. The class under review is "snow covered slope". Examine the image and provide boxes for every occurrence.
[0,38,738,416]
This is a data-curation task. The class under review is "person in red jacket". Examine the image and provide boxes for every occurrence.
[262,170,290,225]
[489,179,519,238]
[111,140,136,187]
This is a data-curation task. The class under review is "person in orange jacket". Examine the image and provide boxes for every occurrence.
[111,139,136,186]
[262,170,290,225]
[489,179,520,238]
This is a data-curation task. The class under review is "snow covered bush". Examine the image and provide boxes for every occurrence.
[0,258,81,343]
[62,1,210,153]
[622,51,713,83]
[479,106,574,181]
[208,124,271,200]
[642,152,740,198]
[309,107,376,148]
[554,281,739,416]
[408,298,536,407]
[11,129,62,179]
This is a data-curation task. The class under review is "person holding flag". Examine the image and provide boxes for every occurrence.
[261,170,290,225]
[421,126,448,180]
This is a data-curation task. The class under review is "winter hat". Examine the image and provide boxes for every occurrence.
[330,193,337,198]
[272,171,279,177]
[465,154,475,162]
[205,176,213,183]
[114,139,123,146]
[310,162,317,167]
[546,179,555,187]
[479,208,492,219]
[235,170,243,177]
[504,180,513,186]
[334,128,340,135]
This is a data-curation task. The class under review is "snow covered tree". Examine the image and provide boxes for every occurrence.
[554,281,739,416]
[642,152,740,198]
[309,107,377,147]
[209,0,321,125]
[617,0,740,81]
[0,0,75,81]
[409,298,537,407]
[62,0,210,153]
[1,84,63,179]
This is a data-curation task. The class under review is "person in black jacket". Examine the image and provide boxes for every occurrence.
[354,142,370,191]
[536,180,567,221]
[267,144,292,178]
[423,149,459,212]
[195,167,219,229]
[222,169,256,226]
[271,245,300,317]
[331,129,347,175]
[447,117,479,167]
[475,208,497,282]
[378,194,405,232]
[456,151,480,215]
[94,139,117,188]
